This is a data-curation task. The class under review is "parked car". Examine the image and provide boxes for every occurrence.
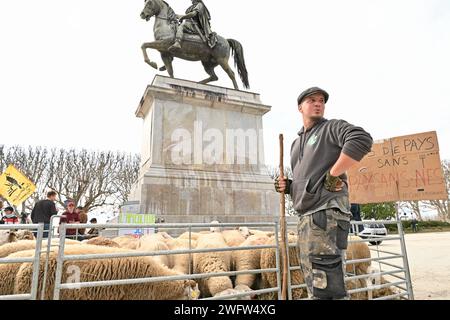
[359,222,388,245]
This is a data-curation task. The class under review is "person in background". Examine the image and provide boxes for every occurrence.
[76,206,88,237]
[59,201,80,240]
[0,200,4,224]
[31,191,59,238]
[350,204,364,233]
[20,212,31,224]
[411,212,419,233]
[86,218,99,239]
[1,207,19,225]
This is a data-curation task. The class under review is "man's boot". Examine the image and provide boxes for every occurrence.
[168,40,182,52]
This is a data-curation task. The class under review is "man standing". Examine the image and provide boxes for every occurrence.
[76,206,88,236]
[31,191,59,238]
[350,203,364,233]
[275,87,373,300]
[86,218,99,239]
[411,213,418,233]
[168,0,217,51]
[59,201,80,240]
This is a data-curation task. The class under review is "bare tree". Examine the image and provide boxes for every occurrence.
[0,145,53,213]
[399,201,423,221]
[0,145,140,214]
[422,160,450,222]
[46,149,140,212]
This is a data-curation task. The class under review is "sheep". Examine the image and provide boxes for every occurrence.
[232,235,269,290]
[11,245,201,300]
[212,285,254,300]
[177,232,201,241]
[365,267,399,299]
[346,236,371,275]
[84,237,121,248]
[0,240,39,259]
[247,229,275,238]
[238,227,250,238]
[346,278,369,300]
[0,230,17,246]
[371,276,398,299]
[112,236,140,250]
[0,239,80,258]
[259,234,306,300]
[193,233,233,298]
[16,230,35,241]
[221,230,247,247]
[137,234,172,267]
[0,249,37,296]
[156,232,174,242]
[210,221,221,233]
[166,238,197,275]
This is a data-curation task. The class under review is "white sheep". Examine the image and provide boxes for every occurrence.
[166,238,197,274]
[210,221,221,233]
[83,237,121,248]
[10,245,201,300]
[137,234,172,267]
[177,232,202,241]
[221,230,247,247]
[15,230,35,241]
[112,236,140,250]
[0,239,80,258]
[232,235,269,290]
[0,230,17,246]
[193,233,233,298]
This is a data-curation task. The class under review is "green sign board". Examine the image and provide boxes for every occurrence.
[119,213,156,224]
[118,213,156,237]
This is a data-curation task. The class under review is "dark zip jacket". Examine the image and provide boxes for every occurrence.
[289,118,373,215]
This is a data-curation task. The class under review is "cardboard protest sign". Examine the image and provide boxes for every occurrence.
[348,131,448,204]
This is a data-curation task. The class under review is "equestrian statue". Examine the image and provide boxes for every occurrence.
[140,0,249,90]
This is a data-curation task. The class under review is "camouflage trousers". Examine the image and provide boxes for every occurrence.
[297,208,351,300]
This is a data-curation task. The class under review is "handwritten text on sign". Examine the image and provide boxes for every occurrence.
[348,132,448,204]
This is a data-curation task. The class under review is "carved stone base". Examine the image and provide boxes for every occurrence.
[130,76,278,224]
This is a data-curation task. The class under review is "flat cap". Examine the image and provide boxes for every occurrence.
[297,87,329,105]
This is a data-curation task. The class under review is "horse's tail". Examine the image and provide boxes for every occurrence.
[227,39,250,89]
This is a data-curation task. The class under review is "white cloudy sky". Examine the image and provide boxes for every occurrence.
[0,0,449,167]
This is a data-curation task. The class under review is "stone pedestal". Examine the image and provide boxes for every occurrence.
[130,76,278,224]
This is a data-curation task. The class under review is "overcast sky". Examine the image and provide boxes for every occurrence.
[0,0,449,167]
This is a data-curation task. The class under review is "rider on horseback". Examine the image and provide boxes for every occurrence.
[168,0,218,51]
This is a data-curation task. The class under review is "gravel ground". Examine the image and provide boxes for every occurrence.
[374,232,450,300]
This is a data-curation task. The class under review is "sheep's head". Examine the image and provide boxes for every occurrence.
[210,221,221,233]
[183,281,200,300]
[0,230,18,246]
[214,286,254,300]
[238,227,250,238]
[234,285,256,300]
[16,230,35,241]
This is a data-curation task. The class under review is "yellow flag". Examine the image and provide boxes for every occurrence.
[0,165,37,206]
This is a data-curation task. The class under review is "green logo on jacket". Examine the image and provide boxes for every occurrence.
[308,135,318,146]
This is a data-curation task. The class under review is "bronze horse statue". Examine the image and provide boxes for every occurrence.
[140,0,249,90]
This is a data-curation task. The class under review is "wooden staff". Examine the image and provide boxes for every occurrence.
[279,134,289,300]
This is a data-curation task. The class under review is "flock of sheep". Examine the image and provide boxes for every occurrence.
[0,226,398,300]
